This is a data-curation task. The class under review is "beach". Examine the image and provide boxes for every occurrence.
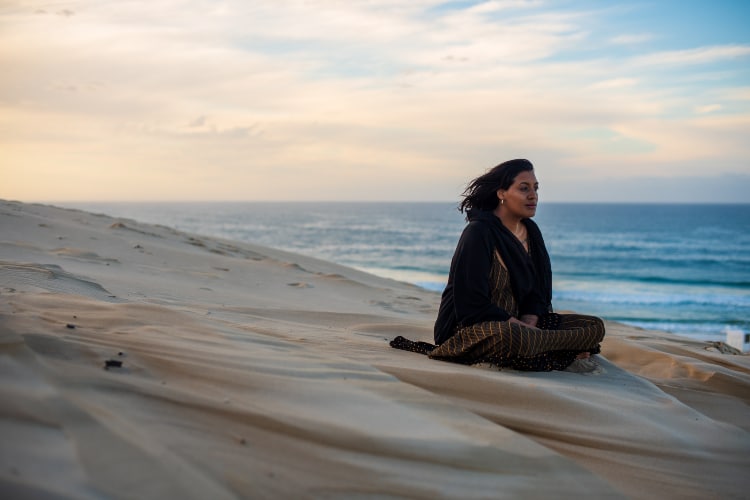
[1,199,749,499]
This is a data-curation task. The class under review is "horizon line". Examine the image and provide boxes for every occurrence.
[12,199,750,206]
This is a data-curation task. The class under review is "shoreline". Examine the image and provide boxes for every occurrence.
[1,199,749,498]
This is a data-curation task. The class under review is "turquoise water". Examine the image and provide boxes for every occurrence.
[64,202,750,341]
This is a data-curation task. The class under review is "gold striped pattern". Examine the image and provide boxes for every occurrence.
[429,314,604,363]
[489,249,517,318]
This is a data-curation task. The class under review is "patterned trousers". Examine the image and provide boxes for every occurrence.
[392,313,605,372]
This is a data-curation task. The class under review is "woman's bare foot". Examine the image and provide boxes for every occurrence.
[576,351,591,360]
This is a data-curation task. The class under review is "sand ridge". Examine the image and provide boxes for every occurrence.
[1,200,749,499]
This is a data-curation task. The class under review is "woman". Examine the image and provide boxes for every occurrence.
[391,159,605,371]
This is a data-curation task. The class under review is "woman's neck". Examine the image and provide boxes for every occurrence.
[494,207,524,233]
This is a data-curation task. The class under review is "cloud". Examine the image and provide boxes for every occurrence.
[694,104,722,114]
[588,78,639,90]
[609,33,654,45]
[631,44,750,67]
[189,116,207,128]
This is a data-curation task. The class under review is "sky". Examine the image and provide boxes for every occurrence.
[1,0,749,203]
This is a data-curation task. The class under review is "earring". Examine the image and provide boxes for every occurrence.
[500,199,504,205]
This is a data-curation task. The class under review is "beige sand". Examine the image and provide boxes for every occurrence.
[1,200,748,499]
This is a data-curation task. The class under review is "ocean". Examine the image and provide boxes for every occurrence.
[63,202,750,342]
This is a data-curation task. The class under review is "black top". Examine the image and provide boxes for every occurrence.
[433,209,552,344]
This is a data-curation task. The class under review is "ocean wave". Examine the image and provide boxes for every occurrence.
[634,277,750,288]
[553,254,750,270]
[555,272,750,289]
[553,289,750,308]
[611,320,740,341]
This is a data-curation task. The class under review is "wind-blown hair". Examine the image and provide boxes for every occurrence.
[459,159,534,214]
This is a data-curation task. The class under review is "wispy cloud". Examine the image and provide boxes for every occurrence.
[694,104,722,114]
[588,78,640,90]
[631,45,750,67]
[609,33,654,45]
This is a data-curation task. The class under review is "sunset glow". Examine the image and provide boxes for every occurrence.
[2,0,749,202]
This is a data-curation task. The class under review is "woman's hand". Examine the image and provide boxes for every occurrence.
[519,314,539,328]
[510,315,539,328]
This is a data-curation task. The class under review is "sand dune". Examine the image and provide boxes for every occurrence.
[1,200,748,499]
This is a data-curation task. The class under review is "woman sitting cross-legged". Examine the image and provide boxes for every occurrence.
[391,158,605,371]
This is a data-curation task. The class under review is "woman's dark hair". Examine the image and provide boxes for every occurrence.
[459,159,534,213]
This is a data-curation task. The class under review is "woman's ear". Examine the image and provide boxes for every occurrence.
[496,189,505,203]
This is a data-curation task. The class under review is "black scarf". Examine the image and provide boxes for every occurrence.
[471,209,552,313]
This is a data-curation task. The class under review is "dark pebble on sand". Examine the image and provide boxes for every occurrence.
[66,324,76,329]
[104,359,123,369]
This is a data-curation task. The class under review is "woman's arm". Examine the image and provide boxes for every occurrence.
[452,222,512,325]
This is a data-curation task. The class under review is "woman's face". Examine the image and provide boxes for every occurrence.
[498,170,539,219]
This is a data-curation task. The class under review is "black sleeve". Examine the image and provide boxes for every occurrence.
[451,222,512,326]
[518,289,548,317]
